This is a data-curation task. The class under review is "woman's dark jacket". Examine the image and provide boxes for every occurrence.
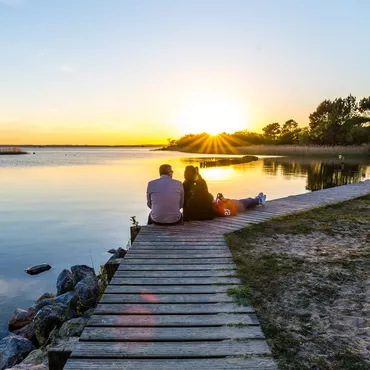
[183,177,215,221]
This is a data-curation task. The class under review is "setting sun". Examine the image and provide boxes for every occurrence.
[177,96,247,136]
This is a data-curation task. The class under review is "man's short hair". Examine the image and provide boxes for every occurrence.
[159,164,172,176]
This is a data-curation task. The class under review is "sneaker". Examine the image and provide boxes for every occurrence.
[217,193,225,201]
[257,192,266,205]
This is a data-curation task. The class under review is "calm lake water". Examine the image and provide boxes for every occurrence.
[0,147,369,338]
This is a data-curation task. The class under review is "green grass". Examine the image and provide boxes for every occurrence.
[226,194,370,369]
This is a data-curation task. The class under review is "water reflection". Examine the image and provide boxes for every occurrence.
[261,157,369,191]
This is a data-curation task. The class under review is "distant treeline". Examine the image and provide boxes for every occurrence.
[169,95,370,149]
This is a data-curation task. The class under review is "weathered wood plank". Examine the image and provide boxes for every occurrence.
[70,340,271,358]
[117,264,236,271]
[64,357,277,370]
[130,246,230,252]
[114,270,236,277]
[110,277,240,285]
[119,258,234,264]
[94,303,253,314]
[87,313,260,327]
[132,241,227,245]
[100,293,234,304]
[80,326,264,341]
[87,313,259,327]
[125,251,232,258]
[105,285,238,294]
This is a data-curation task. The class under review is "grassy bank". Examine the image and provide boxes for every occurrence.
[226,195,370,369]
[166,144,370,157]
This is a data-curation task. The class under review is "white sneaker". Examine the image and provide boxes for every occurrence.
[257,192,266,205]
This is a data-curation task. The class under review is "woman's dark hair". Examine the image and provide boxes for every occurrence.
[184,165,196,181]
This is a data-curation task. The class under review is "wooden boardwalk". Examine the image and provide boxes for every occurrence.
[65,180,370,369]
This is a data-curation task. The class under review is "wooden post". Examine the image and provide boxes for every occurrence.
[130,225,141,243]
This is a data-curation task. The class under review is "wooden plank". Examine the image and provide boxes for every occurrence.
[64,357,277,370]
[125,252,232,258]
[130,246,230,251]
[105,285,238,294]
[88,313,260,327]
[70,340,271,358]
[110,277,240,285]
[100,293,234,304]
[94,303,254,314]
[114,270,236,277]
[80,326,264,341]
[117,264,236,271]
[132,241,227,245]
[119,258,234,264]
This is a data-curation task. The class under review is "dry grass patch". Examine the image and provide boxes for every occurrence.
[226,195,370,370]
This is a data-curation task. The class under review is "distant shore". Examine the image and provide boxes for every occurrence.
[159,144,370,158]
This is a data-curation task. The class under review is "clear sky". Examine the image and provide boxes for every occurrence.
[1,0,369,145]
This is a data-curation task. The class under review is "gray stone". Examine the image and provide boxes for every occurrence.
[13,323,37,345]
[0,335,35,370]
[111,247,126,259]
[34,293,53,304]
[58,318,87,339]
[34,304,69,346]
[75,276,99,310]
[32,291,78,313]
[56,269,73,296]
[5,364,48,370]
[21,348,47,365]
[71,265,96,287]
[24,264,51,276]
[82,308,94,320]
[8,309,34,331]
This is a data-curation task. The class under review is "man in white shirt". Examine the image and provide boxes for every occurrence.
[147,164,184,225]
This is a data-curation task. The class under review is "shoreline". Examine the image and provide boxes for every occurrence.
[160,144,370,158]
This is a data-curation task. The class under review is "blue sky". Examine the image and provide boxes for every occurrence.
[1,0,369,144]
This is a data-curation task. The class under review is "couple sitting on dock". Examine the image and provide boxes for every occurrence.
[147,164,266,225]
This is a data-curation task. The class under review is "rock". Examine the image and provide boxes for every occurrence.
[34,304,69,346]
[21,348,47,366]
[111,247,126,259]
[8,309,34,331]
[71,265,96,287]
[107,249,116,254]
[56,269,73,296]
[34,293,53,304]
[75,276,99,311]
[58,318,87,338]
[82,308,94,320]
[5,364,48,370]
[32,291,78,314]
[24,264,51,276]
[0,335,35,370]
[13,323,37,345]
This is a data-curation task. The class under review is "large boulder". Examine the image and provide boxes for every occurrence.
[13,323,37,345]
[8,309,34,331]
[58,317,87,339]
[71,265,96,287]
[34,304,69,346]
[0,335,35,370]
[75,276,99,310]
[56,269,73,296]
[21,348,47,366]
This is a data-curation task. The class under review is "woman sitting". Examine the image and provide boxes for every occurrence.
[183,165,266,221]
[183,165,215,221]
